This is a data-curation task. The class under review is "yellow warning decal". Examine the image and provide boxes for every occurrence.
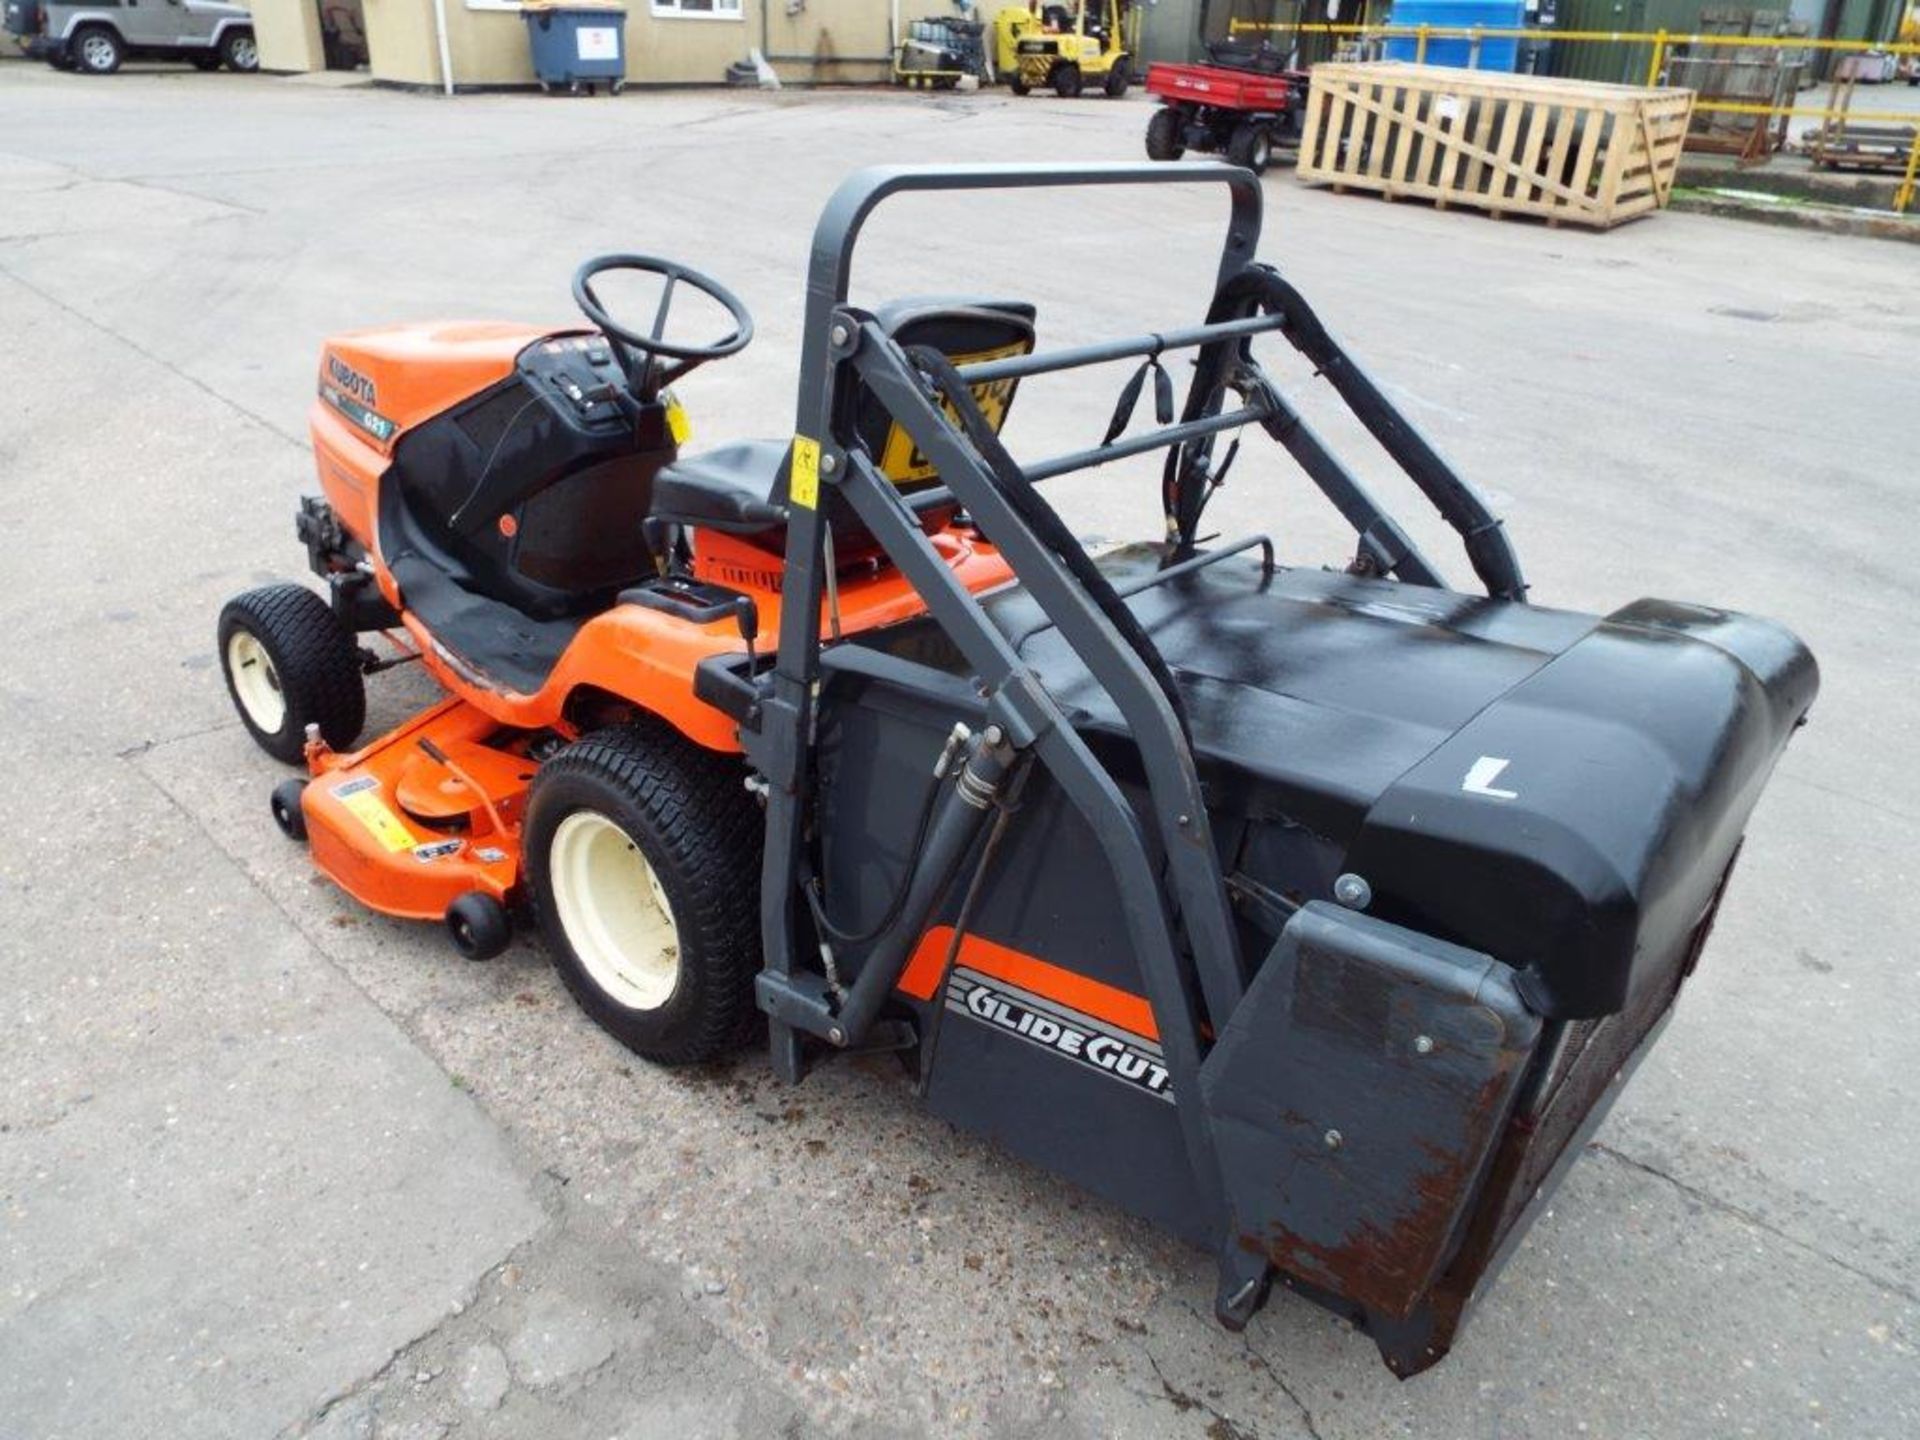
[665,393,691,446]
[333,776,414,853]
[789,434,821,510]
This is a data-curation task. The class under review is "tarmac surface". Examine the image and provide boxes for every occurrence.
[2,60,1917,1440]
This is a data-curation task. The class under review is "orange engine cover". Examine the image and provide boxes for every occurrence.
[309,320,552,550]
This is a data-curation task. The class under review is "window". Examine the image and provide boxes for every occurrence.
[651,0,744,18]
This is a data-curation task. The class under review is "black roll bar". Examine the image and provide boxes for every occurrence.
[952,311,1291,386]
[743,165,1532,1294]
[749,163,1269,1246]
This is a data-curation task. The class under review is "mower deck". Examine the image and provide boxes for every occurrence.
[301,697,528,922]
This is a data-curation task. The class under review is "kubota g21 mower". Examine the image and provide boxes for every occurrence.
[219,164,1816,1375]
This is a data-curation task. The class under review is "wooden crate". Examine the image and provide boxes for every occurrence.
[1296,63,1696,229]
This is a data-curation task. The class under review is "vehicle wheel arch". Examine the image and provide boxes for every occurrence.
[558,682,743,758]
[60,13,123,43]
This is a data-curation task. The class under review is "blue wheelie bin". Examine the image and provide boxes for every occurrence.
[523,0,629,95]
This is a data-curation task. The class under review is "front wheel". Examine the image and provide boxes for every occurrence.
[1052,62,1082,98]
[1226,120,1274,175]
[73,25,122,74]
[527,724,763,1066]
[217,584,366,764]
[1103,60,1129,98]
[221,27,258,72]
[1145,106,1184,160]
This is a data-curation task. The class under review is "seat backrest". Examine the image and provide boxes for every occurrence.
[663,298,1035,574]
[800,297,1034,561]
[852,298,1036,496]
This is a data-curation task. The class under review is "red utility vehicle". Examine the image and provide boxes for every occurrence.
[1143,51,1308,174]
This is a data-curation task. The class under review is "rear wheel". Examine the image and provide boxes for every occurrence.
[74,25,122,74]
[1226,120,1274,175]
[191,53,221,71]
[527,723,763,1065]
[1009,72,1031,95]
[221,27,258,72]
[1052,62,1082,98]
[1103,60,1129,97]
[1145,106,1185,161]
[218,584,366,764]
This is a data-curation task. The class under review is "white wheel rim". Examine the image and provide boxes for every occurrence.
[227,629,287,733]
[82,34,114,68]
[230,36,256,67]
[550,810,681,1011]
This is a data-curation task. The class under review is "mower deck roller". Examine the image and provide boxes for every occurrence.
[227,162,1815,1377]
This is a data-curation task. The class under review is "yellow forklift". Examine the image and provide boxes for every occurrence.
[996,0,1134,97]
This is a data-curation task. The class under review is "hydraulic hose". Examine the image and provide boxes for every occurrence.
[826,725,1022,1044]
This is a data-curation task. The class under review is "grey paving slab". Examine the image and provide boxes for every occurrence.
[0,753,548,1440]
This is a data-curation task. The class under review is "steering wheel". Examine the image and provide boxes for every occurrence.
[571,253,754,394]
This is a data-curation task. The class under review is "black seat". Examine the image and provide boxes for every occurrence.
[650,438,792,535]
[650,298,1036,557]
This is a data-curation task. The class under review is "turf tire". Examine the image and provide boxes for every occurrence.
[1226,121,1274,175]
[217,584,366,765]
[527,722,763,1066]
[1228,120,1274,175]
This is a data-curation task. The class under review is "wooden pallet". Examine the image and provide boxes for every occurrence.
[1296,63,1696,230]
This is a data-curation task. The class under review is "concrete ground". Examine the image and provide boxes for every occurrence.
[2,61,1917,1440]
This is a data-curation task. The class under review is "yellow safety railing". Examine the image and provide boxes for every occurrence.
[1227,19,1920,211]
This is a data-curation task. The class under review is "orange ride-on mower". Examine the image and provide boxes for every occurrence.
[220,164,1817,1374]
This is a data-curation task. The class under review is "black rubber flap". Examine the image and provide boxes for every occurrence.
[1200,901,1541,1322]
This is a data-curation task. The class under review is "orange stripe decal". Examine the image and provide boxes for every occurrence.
[896,926,1159,1042]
